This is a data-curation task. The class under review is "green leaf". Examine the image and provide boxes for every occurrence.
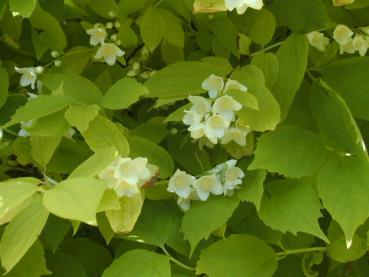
[238,170,266,211]
[128,136,174,178]
[62,74,103,105]
[60,237,112,277]
[249,125,331,178]
[102,250,170,277]
[29,4,66,50]
[0,67,9,108]
[269,0,330,32]
[105,192,144,233]
[311,80,366,158]
[4,95,73,128]
[197,234,278,277]
[119,0,147,16]
[42,177,107,223]
[46,252,88,277]
[82,116,130,156]
[259,179,328,242]
[30,136,62,169]
[87,0,119,18]
[70,147,117,178]
[145,61,217,105]
[160,9,184,48]
[41,215,71,252]
[317,155,369,243]
[0,198,49,272]
[319,57,369,121]
[226,89,259,110]
[235,81,280,132]
[65,104,100,132]
[128,201,177,247]
[181,197,240,253]
[140,7,165,51]
[27,110,69,137]
[0,177,39,224]
[167,134,211,175]
[97,189,121,212]
[251,52,279,89]
[327,221,368,263]
[272,34,309,119]
[52,47,93,74]
[245,9,276,45]
[6,240,50,277]
[9,0,36,18]
[101,78,149,110]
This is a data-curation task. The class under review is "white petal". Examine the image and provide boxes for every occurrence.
[196,187,210,201]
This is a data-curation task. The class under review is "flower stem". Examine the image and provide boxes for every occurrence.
[276,246,327,259]
[162,247,196,271]
[250,41,284,57]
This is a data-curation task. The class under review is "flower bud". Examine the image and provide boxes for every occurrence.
[110,34,117,41]
[54,60,62,67]
[132,62,140,71]
[108,11,116,18]
[51,50,60,58]
[114,21,121,29]
[115,39,122,46]
[35,66,44,74]
[170,128,178,135]
[106,22,113,29]
[127,69,137,77]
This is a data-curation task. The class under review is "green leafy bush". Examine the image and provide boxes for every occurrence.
[1,0,369,276]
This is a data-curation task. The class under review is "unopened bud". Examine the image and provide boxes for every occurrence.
[127,69,137,77]
[35,66,44,74]
[170,128,178,135]
[54,60,62,67]
[51,50,60,58]
[110,34,117,41]
[108,11,116,18]
[114,21,121,29]
[106,22,113,29]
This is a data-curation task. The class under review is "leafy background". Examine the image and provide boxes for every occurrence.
[1,0,369,276]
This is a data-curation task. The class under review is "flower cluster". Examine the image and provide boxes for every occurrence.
[86,13,125,66]
[183,75,250,148]
[167,160,245,211]
[225,0,263,14]
[333,24,369,56]
[98,156,154,198]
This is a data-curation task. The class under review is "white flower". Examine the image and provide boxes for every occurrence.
[333,24,354,45]
[177,197,191,211]
[114,180,140,198]
[94,43,125,66]
[188,95,212,116]
[306,31,330,52]
[188,121,206,140]
[225,0,263,14]
[212,95,242,121]
[114,157,151,185]
[352,35,368,57]
[201,74,224,98]
[223,161,245,191]
[194,174,223,201]
[339,40,355,54]
[183,110,202,126]
[98,156,152,198]
[18,121,33,137]
[204,114,230,142]
[167,169,195,198]
[15,67,37,89]
[224,79,248,93]
[86,26,107,46]
[221,127,249,146]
